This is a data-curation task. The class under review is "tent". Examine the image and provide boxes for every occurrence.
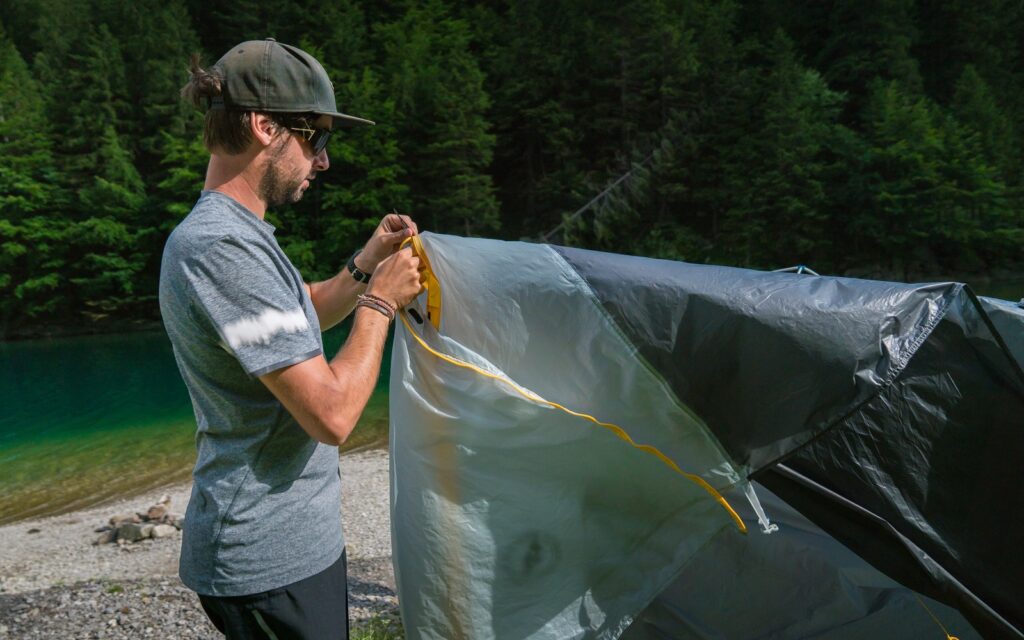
[388,232,1024,640]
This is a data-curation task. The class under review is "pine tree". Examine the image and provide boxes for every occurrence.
[474,0,588,237]
[861,79,946,277]
[0,216,68,329]
[37,19,148,320]
[195,0,268,58]
[0,28,57,221]
[376,1,498,235]
[315,69,408,277]
[816,0,922,115]
[915,0,1021,104]
[722,31,847,269]
[951,65,1016,182]
[52,24,139,202]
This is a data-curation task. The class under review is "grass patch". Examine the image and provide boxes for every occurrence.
[351,615,404,640]
[105,584,124,594]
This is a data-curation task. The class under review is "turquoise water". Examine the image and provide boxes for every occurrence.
[0,323,392,525]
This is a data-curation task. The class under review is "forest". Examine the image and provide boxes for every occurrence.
[0,0,1022,337]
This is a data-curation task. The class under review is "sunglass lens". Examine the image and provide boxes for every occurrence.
[312,130,331,154]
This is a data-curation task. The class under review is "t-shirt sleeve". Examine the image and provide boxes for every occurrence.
[184,235,322,377]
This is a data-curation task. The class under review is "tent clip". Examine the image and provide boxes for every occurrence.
[743,482,779,535]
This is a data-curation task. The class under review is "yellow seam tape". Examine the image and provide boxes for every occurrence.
[404,235,442,328]
[399,310,748,535]
[914,594,960,640]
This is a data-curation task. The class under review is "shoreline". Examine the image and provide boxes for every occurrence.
[0,437,389,529]
[0,449,398,637]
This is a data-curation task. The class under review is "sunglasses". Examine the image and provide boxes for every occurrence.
[282,116,332,154]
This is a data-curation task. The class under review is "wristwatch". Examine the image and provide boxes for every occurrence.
[346,250,372,284]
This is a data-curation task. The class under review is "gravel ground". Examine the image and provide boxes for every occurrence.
[0,448,398,638]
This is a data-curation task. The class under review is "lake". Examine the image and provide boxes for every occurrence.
[1,275,1020,525]
[0,323,391,525]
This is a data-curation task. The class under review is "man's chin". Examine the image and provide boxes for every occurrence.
[293,180,312,202]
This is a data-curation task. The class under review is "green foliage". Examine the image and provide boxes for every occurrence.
[0,30,57,220]
[318,69,409,272]
[951,65,1017,181]
[377,1,498,235]
[1,0,1023,336]
[351,615,404,640]
[720,32,849,267]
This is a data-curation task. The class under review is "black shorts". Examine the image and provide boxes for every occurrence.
[198,549,349,640]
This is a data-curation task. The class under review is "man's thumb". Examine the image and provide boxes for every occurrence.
[386,228,412,241]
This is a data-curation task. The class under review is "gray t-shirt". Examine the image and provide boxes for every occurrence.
[159,190,343,597]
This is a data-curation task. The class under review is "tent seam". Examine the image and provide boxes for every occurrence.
[541,244,745,485]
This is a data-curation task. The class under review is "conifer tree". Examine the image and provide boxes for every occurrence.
[915,0,1021,104]
[816,0,922,114]
[316,69,408,276]
[861,79,945,277]
[0,29,57,221]
[376,1,498,235]
[722,31,847,269]
[475,0,589,236]
[951,65,1016,182]
[40,20,147,320]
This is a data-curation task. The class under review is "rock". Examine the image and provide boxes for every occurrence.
[93,530,118,546]
[140,524,155,538]
[151,525,176,539]
[108,514,135,527]
[116,523,148,543]
[165,514,185,530]
[26,528,40,534]
[145,505,168,521]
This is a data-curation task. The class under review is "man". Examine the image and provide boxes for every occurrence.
[159,38,422,639]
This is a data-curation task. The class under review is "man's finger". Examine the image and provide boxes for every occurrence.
[400,215,418,235]
[382,228,412,243]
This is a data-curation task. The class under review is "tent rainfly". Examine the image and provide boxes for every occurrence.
[388,233,1024,640]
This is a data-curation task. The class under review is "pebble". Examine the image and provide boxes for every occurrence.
[0,449,399,637]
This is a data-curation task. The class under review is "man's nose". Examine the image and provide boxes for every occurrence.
[314,147,329,172]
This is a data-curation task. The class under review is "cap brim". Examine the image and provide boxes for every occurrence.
[326,111,375,127]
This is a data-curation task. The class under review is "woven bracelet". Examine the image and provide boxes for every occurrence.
[359,293,398,315]
[356,299,394,322]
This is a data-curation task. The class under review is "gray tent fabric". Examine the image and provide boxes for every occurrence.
[621,483,979,640]
[980,295,1024,365]
[390,233,1023,639]
[756,291,1024,639]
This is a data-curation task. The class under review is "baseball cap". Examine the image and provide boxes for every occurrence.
[209,38,374,127]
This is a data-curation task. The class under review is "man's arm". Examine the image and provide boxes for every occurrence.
[262,247,422,446]
[306,270,363,332]
[261,305,389,445]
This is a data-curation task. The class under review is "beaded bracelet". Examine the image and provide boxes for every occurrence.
[355,297,395,322]
[359,293,398,315]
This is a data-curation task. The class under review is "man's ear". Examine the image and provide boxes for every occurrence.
[250,113,278,148]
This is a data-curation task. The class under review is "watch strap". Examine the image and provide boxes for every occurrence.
[347,250,372,283]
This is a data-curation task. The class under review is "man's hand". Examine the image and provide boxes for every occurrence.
[356,213,419,274]
[367,248,423,309]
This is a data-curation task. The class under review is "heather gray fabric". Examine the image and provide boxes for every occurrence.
[159,190,343,597]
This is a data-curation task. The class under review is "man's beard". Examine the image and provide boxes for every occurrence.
[259,141,307,207]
